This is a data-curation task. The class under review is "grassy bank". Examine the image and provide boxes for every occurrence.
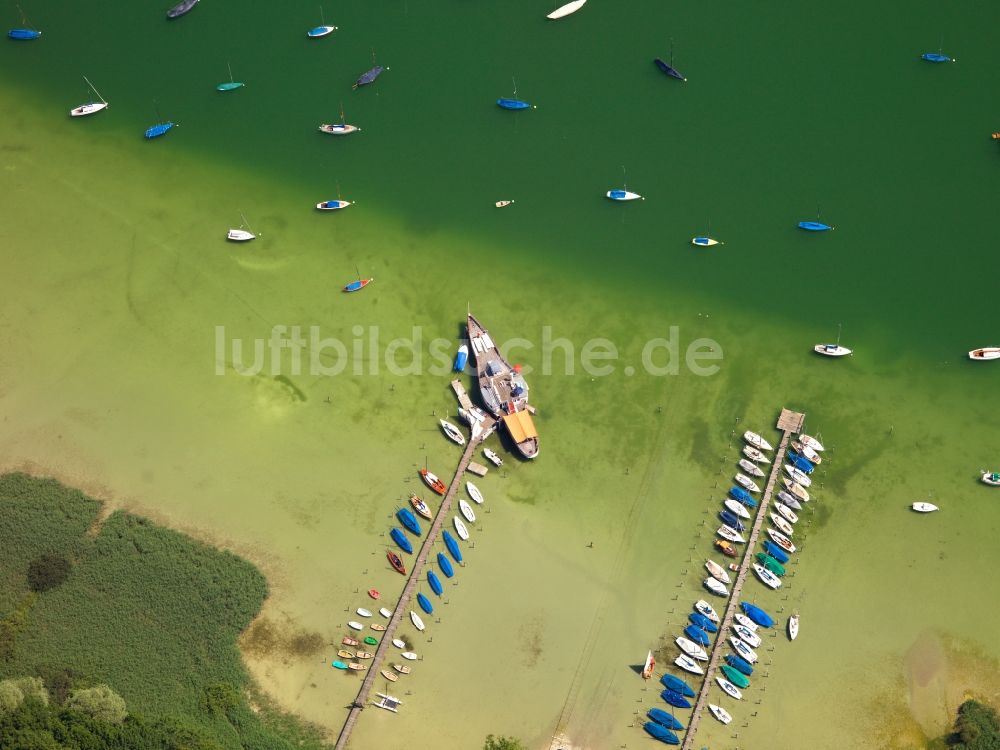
[0,473,324,750]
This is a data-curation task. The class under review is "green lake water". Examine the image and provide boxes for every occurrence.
[1,0,999,748]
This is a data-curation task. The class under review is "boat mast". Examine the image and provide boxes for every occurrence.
[318,4,325,24]
[227,61,234,83]
[238,211,254,234]
[339,101,346,125]
[83,76,106,105]
[835,323,842,347]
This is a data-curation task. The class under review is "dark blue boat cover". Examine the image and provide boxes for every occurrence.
[644,721,680,745]
[437,552,454,577]
[659,689,691,709]
[427,570,443,595]
[689,611,718,633]
[660,673,695,697]
[740,601,775,628]
[442,530,463,563]
[684,624,710,647]
[397,508,422,535]
[417,592,433,614]
[729,486,757,507]
[725,654,754,676]
[763,540,790,564]
[389,527,412,554]
[647,708,684,731]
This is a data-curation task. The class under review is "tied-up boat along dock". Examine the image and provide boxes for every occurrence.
[679,408,805,750]
[333,407,498,749]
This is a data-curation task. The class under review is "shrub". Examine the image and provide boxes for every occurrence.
[26,553,72,593]
[66,684,128,723]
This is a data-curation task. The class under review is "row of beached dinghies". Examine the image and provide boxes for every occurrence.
[639,426,826,744]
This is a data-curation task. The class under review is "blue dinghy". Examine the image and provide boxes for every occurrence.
[497,98,533,110]
[725,653,754,676]
[453,344,468,372]
[397,508,422,535]
[689,611,718,634]
[427,570,443,596]
[144,122,175,139]
[390,527,413,554]
[648,707,685,731]
[719,510,745,532]
[660,673,695,698]
[417,592,433,614]
[353,65,384,89]
[644,721,680,745]
[8,28,40,39]
[729,486,757,508]
[740,601,775,628]
[332,660,348,669]
[798,221,832,231]
[442,530,463,563]
[653,58,686,81]
[659,689,691,710]
[437,552,454,577]
[763,540,790,564]
[921,52,953,63]
[684,624,710,647]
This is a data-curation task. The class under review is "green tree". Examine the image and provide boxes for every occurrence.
[951,700,1000,750]
[66,684,128,723]
[0,680,24,715]
[484,735,527,750]
[26,552,72,593]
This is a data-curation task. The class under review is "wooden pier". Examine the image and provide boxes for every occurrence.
[679,409,804,750]
[333,415,495,750]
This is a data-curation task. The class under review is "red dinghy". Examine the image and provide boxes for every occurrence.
[420,468,448,495]
[387,551,406,575]
[368,588,381,600]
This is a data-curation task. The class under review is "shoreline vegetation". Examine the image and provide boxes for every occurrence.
[0,472,325,750]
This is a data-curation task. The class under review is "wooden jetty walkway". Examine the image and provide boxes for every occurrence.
[333,414,495,750]
[680,408,804,750]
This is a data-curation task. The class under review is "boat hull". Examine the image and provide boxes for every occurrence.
[497,98,532,110]
[71,102,108,117]
[969,348,1000,360]
[547,0,587,19]
[607,189,642,201]
[307,25,337,37]
[166,0,199,18]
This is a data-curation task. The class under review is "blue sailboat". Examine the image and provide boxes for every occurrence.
[763,540,790,564]
[647,708,685,731]
[659,689,691,710]
[397,508,422,535]
[684,624,710,647]
[659,673,695,698]
[417,593,433,614]
[353,65,384,90]
[644,721,679,745]
[740,601,775,628]
[921,52,953,63]
[427,570,443,595]
[442,530,463,563]
[798,221,832,231]
[497,76,535,110]
[8,27,39,39]
[729,486,757,508]
[688,611,718,633]
[653,43,686,81]
[144,122,175,139]
[787,451,814,474]
[437,552,454,577]
[389,527,412,554]
[725,653,754,676]
[307,6,337,38]
[719,510,745,532]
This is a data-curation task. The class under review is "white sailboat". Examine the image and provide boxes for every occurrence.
[70,76,108,117]
[319,102,360,135]
[815,323,852,357]
[547,0,587,19]
[227,211,257,242]
[606,166,643,201]
[692,221,723,247]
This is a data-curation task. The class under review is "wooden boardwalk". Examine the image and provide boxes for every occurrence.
[333,419,493,750]
[680,411,802,750]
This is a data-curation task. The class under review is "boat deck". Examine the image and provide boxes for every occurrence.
[678,409,804,750]
[334,417,491,749]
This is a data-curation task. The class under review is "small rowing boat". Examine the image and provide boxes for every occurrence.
[453,516,470,541]
[715,539,738,558]
[547,0,587,19]
[393,663,411,674]
[440,419,466,445]
[912,502,939,513]
[410,611,425,631]
[743,431,772,451]
[969,348,1000,360]
[347,620,363,631]
[356,607,372,617]
[387,550,406,575]
[458,498,476,523]
[368,589,380,600]
[484,448,503,467]
[381,669,398,682]
[788,611,800,640]
[337,649,353,658]
[466,481,484,504]
[342,636,359,646]
[401,651,417,660]
[420,468,447,495]
[354,650,373,659]
[368,625,384,633]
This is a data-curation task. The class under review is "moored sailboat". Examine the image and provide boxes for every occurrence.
[227,212,257,242]
[70,77,108,117]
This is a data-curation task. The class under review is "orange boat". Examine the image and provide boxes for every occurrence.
[715,540,738,558]
[419,468,448,495]
[341,636,360,646]
[368,588,380,600]
[387,550,406,575]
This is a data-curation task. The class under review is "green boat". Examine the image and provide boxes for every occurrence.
[721,665,750,689]
[363,636,378,645]
[756,552,786,577]
[216,62,245,92]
